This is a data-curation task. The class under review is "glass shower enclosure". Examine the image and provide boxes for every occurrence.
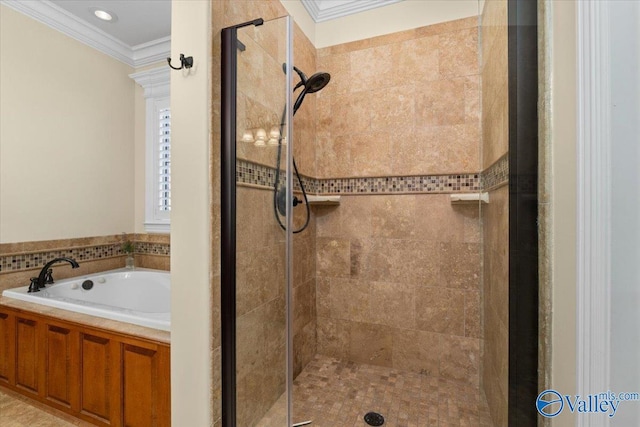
[221,15,294,427]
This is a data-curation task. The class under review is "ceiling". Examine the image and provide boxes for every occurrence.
[3,0,403,66]
[49,0,171,47]
[2,0,170,67]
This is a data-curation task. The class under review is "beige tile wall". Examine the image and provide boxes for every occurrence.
[315,195,481,385]
[311,16,483,388]
[315,17,480,179]
[212,4,487,425]
[234,184,318,425]
[482,186,509,427]
[481,0,509,170]
[0,233,169,293]
[480,0,509,425]
[211,1,319,425]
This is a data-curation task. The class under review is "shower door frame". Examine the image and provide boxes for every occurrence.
[507,0,539,424]
[220,16,294,427]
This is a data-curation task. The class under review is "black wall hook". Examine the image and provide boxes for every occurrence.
[167,53,193,70]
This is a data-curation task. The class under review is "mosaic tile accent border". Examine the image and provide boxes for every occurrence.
[134,242,171,256]
[482,154,509,190]
[238,160,481,194]
[236,159,320,193]
[0,239,170,274]
[236,160,277,188]
[318,174,480,194]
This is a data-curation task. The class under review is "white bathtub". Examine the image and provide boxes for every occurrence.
[2,268,170,331]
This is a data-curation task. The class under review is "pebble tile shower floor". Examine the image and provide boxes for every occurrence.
[258,355,492,427]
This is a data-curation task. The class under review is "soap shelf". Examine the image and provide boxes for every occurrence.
[450,193,489,204]
[305,195,340,206]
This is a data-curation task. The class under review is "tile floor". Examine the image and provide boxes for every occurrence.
[259,354,493,427]
[1,355,493,427]
[0,388,92,427]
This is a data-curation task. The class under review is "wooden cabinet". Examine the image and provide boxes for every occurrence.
[0,312,15,385]
[45,324,78,409]
[0,307,170,426]
[16,316,39,393]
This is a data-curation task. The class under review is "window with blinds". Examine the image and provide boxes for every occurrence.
[158,107,171,212]
[130,66,170,233]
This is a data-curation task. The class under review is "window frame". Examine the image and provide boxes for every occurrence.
[130,67,171,233]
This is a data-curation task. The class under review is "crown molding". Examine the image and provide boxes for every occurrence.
[132,36,172,68]
[300,0,404,23]
[129,66,170,98]
[0,0,170,68]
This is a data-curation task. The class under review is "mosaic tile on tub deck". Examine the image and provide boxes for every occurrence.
[257,354,491,427]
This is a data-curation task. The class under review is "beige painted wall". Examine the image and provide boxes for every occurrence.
[547,1,578,425]
[281,0,478,48]
[0,5,136,243]
[169,0,212,425]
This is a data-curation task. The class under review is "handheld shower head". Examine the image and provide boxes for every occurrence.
[274,66,332,234]
[293,70,331,115]
[304,72,331,93]
[293,66,308,84]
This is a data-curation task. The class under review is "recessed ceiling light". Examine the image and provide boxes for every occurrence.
[91,8,118,23]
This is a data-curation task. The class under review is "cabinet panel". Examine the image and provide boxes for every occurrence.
[80,333,114,423]
[0,306,169,426]
[122,344,170,427]
[16,317,38,393]
[0,312,14,384]
[45,325,78,408]
[123,345,154,427]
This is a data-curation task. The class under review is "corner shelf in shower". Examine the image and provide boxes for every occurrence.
[306,195,341,205]
[450,192,490,204]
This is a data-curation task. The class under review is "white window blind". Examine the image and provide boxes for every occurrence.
[158,107,171,213]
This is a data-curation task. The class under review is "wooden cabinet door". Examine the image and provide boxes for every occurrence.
[122,343,170,427]
[0,307,170,427]
[0,311,15,385]
[80,332,121,425]
[15,316,39,394]
[44,324,79,410]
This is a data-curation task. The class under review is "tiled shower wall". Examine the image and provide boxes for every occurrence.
[212,1,319,425]
[315,17,480,178]
[0,233,170,293]
[212,2,487,425]
[315,195,481,384]
[480,0,509,426]
[313,17,483,386]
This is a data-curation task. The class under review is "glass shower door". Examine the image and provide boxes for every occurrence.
[221,15,293,427]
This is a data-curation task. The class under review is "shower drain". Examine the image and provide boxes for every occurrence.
[364,411,385,426]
